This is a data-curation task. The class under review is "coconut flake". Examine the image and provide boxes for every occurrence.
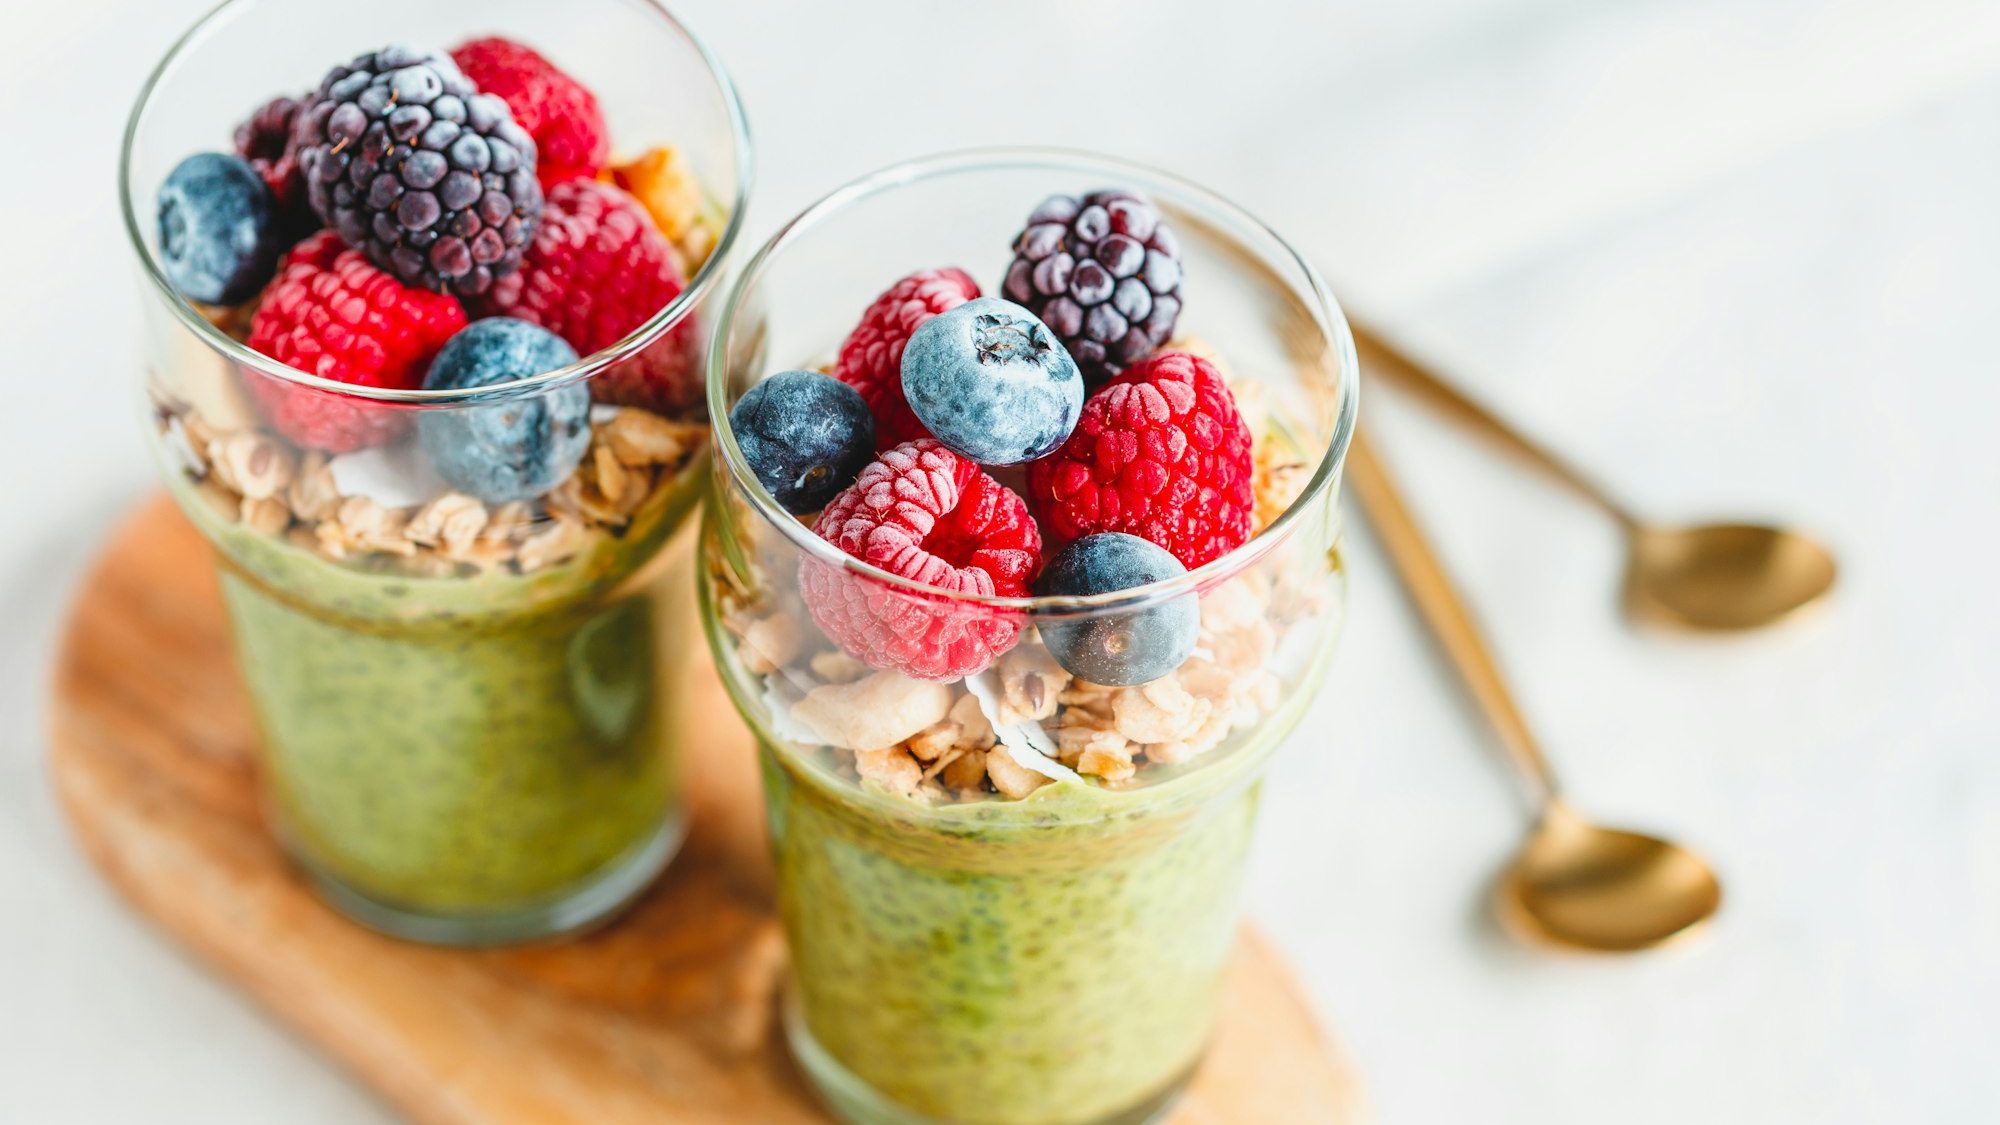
[966,669,1083,784]
[329,441,448,509]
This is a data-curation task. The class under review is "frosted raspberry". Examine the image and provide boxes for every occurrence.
[1026,351,1253,568]
[244,231,468,451]
[474,178,699,413]
[831,268,981,450]
[801,440,1041,681]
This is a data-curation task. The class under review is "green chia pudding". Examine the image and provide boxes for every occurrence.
[164,411,709,933]
[762,734,1275,1125]
[222,563,673,916]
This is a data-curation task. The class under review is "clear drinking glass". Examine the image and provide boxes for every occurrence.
[700,149,1357,1125]
[121,0,750,945]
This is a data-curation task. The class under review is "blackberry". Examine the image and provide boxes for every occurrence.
[295,45,542,297]
[1003,189,1182,384]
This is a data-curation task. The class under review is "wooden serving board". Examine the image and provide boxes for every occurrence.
[48,496,1365,1125]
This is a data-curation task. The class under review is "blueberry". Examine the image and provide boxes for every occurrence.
[156,153,283,304]
[417,318,588,503]
[901,297,1083,465]
[1033,533,1198,686]
[730,370,876,514]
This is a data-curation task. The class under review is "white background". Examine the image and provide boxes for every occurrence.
[3,0,1997,1121]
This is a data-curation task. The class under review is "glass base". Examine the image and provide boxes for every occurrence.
[783,994,1191,1125]
[289,809,685,947]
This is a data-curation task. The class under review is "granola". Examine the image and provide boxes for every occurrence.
[152,385,706,579]
[723,470,1334,801]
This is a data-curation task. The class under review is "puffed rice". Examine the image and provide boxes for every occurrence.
[406,493,489,555]
[1112,677,1213,745]
[985,746,1050,797]
[854,747,923,795]
[997,643,1070,724]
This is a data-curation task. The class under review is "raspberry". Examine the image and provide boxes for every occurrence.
[244,231,468,451]
[295,46,542,297]
[232,94,313,225]
[831,268,981,450]
[1026,351,1253,569]
[1003,190,1182,384]
[473,178,698,412]
[802,440,1042,680]
[450,37,609,189]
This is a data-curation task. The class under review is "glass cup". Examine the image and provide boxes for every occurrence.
[121,0,751,945]
[700,150,1357,1125]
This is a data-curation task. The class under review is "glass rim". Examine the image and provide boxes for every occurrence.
[706,146,1359,615]
[118,0,755,406]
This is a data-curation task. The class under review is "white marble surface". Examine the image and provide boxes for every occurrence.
[3,0,1997,1121]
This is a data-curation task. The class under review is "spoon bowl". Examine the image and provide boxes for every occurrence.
[1349,430,1723,953]
[1349,322,1839,632]
[1625,523,1837,632]
[1498,802,1723,952]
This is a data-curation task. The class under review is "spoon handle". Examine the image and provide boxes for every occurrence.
[1346,427,1562,801]
[1351,322,1635,529]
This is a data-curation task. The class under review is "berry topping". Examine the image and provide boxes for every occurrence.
[1026,350,1253,569]
[474,178,697,412]
[901,297,1083,466]
[1003,189,1182,384]
[450,37,609,189]
[232,94,314,226]
[417,318,589,503]
[294,45,542,297]
[831,268,981,450]
[156,153,285,305]
[730,370,876,514]
[245,231,469,451]
[802,440,1042,680]
[1033,533,1198,686]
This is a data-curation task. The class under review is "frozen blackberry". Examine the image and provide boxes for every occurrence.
[1003,189,1182,384]
[294,45,542,297]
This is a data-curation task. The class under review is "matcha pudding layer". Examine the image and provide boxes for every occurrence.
[167,409,707,931]
[762,728,1279,1125]
[196,464,698,917]
[231,579,673,914]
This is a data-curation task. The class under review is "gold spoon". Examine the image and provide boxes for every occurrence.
[1352,324,1837,631]
[1347,427,1723,952]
